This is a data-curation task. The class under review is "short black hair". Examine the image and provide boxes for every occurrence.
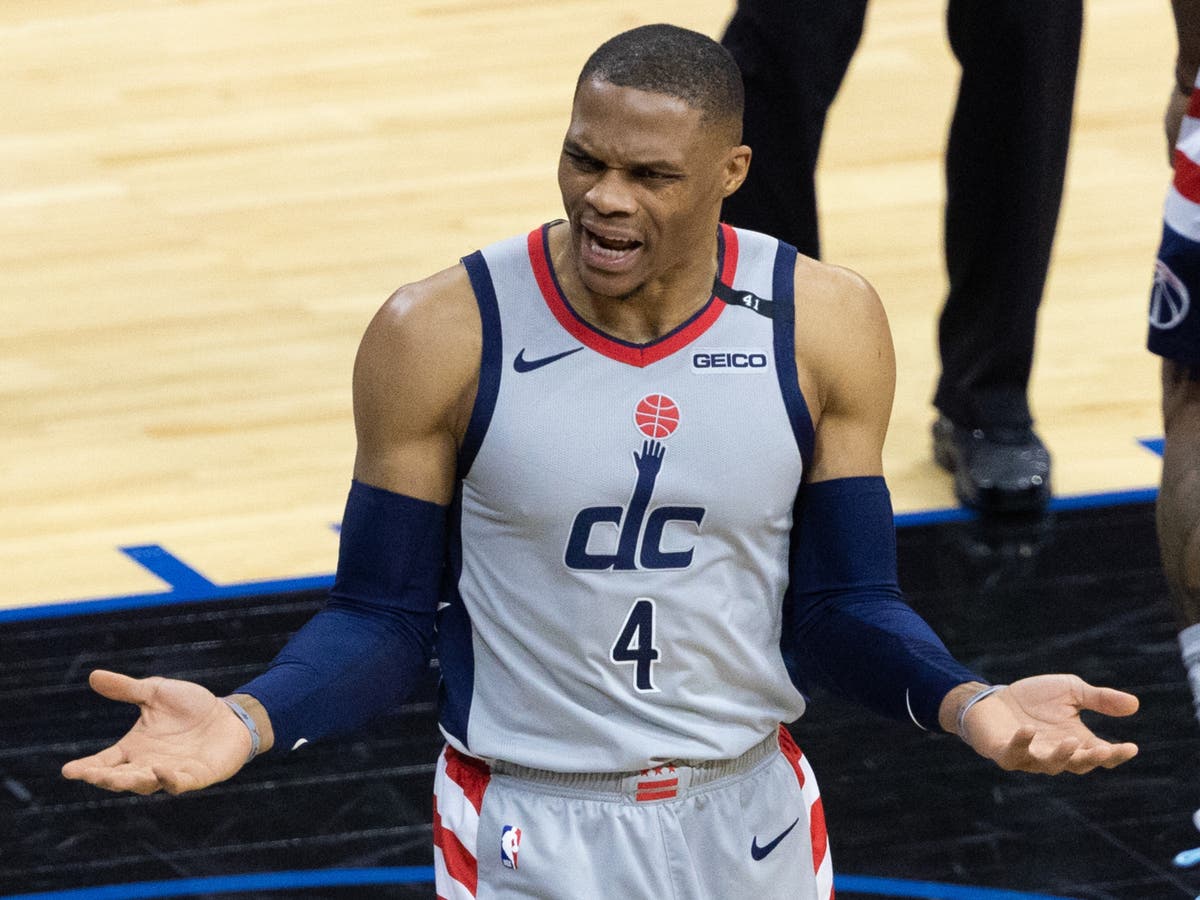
[577,24,744,141]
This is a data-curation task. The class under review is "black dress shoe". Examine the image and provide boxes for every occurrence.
[931,416,1051,514]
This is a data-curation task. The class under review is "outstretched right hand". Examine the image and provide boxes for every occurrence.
[61,670,253,795]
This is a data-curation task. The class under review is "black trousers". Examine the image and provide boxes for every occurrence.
[721,0,1083,429]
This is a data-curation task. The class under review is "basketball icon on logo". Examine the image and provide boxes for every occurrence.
[635,394,680,439]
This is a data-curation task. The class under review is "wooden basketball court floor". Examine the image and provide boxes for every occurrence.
[3,1,1200,898]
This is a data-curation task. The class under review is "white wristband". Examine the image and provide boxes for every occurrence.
[956,684,1006,739]
[221,697,261,763]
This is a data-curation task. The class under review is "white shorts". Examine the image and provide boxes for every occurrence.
[432,726,833,900]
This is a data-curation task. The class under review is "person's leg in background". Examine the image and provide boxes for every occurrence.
[719,0,869,258]
[932,0,1084,514]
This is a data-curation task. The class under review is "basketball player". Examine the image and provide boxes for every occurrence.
[1151,0,1200,832]
[63,25,1140,899]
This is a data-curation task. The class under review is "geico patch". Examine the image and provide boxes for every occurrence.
[690,349,770,373]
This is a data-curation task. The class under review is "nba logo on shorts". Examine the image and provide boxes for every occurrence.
[501,825,522,869]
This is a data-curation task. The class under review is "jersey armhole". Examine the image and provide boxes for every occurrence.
[770,241,816,471]
[458,250,503,478]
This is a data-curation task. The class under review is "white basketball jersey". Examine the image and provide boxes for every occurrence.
[436,223,814,772]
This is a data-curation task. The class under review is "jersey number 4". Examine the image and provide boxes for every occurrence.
[611,597,660,692]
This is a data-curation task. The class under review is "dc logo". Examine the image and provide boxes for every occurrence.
[501,825,521,870]
[565,394,704,572]
[635,394,679,439]
[1151,259,1191,331]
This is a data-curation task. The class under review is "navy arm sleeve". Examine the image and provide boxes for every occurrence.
[237,480,447,752]
[784,476,983,730]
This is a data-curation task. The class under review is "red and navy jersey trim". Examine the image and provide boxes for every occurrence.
[527,223,739,368]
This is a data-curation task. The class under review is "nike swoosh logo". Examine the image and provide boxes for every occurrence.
[750,817,800,861]
[512,346,584,373]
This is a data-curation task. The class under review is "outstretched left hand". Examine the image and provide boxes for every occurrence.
[954,674,1139,775]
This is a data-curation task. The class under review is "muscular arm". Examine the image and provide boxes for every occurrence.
[785,262,1138,772]
[787,262,978,730]
[61,269,483,792]
[233,267,482,752]
[793,258,894,482]
[351,266,481,501]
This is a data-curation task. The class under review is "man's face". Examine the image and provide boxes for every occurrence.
[557,77,746,300]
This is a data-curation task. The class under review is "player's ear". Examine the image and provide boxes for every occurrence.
[721,144,751,198]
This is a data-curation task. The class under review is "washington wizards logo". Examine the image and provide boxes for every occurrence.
[1151,259,1191,331]
[564,394,705,571]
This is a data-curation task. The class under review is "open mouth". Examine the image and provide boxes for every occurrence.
[583,227,643,268]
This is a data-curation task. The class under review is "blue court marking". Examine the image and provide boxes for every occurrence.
[834,876,1080,899]
[0,870,1083,900]
[120,545,215,593]
[1046,486,1159,512]
[1141,436,1166,456]
[893,506,977,527]
[0,867,433,900]
[893,484,1159,529]
[0,553,334,624]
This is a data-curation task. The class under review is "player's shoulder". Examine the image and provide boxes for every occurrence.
[791,254,890,359]
[356,263,481,384]
[789,253,895,426]
[371,263,480,350]
[792,253,884,327]
[354,263,482,416]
